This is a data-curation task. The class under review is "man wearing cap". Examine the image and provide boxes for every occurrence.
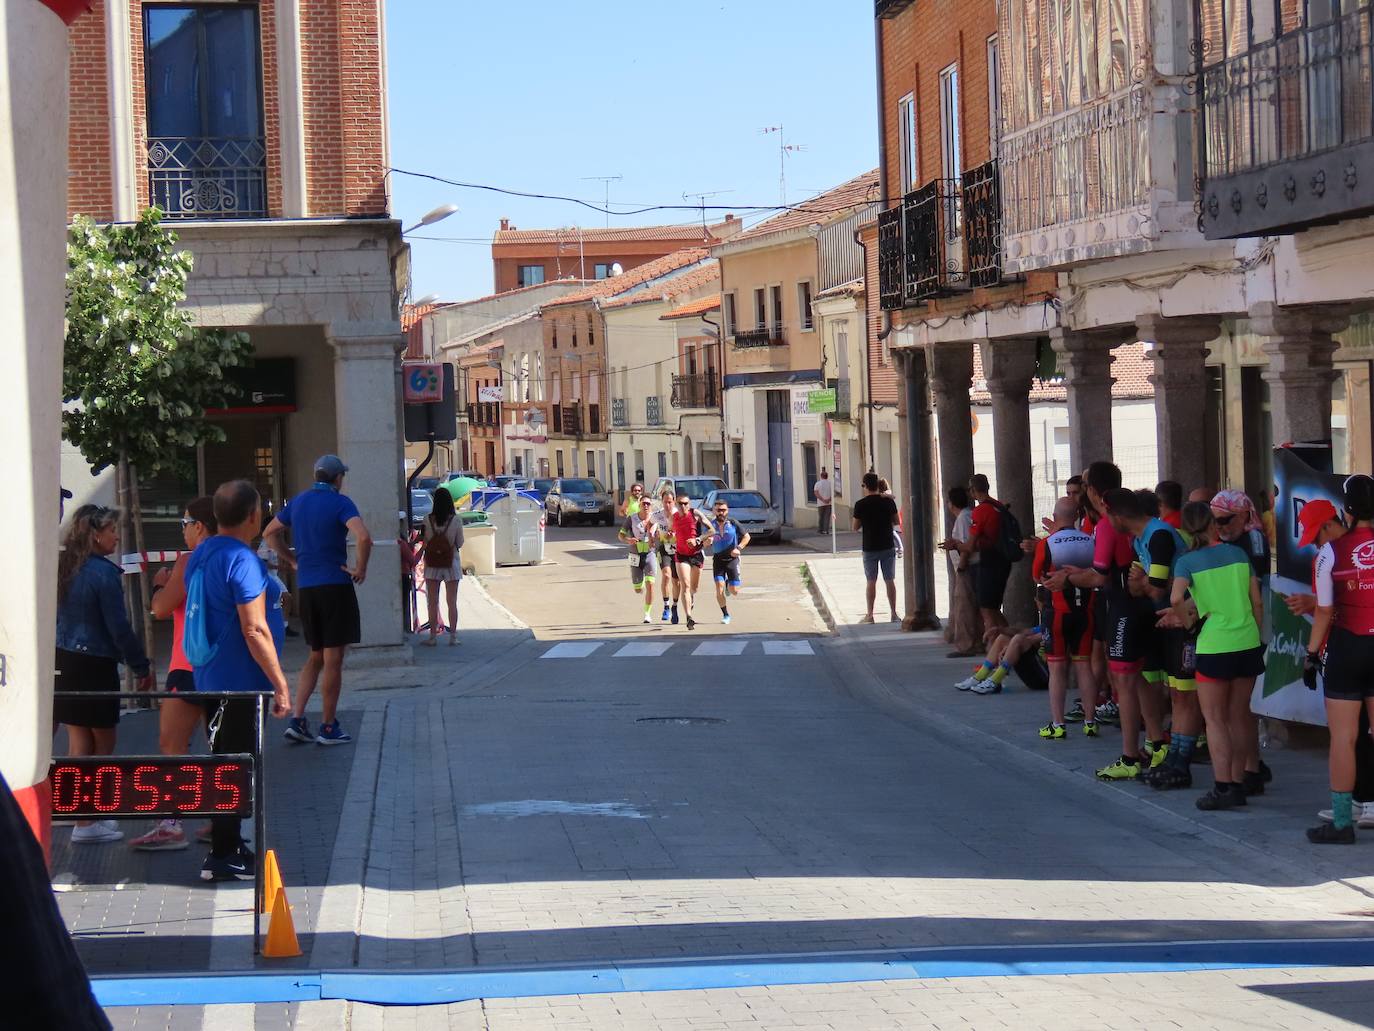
[262,454,372,746]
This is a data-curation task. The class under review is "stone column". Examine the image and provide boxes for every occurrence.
[1049,328,1117,473]
[928,343,976,526]
[1250,302,1348,446]
[979,338,1038,625]
[894,348,940,631]
[331,331,410,660]
[1137,314,1221,492]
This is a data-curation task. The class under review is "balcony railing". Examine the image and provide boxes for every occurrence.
[962,159,1005,290]
[1197,1,1374,238]
[645,396,662,426]
[671,373,720,409]
[733,327,787,349]
[147,136,267,219]
[877,207,904,311]
[904,179,967,301]
[611,397,627,428]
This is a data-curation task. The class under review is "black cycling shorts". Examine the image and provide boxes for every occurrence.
[1195,645,1266,683]
[712,555,742,585]
[676,551,704,569]
[1323,627,1374,701]
[299,583,361,650]
[1104,594,1153,671]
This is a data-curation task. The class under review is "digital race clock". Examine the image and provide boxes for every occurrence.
[49,755,254,818]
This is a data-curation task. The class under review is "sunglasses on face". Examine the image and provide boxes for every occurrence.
[181,517,198,528]
[1214,513,1237,526]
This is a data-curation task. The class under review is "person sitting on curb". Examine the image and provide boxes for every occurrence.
[954,624,1050,696]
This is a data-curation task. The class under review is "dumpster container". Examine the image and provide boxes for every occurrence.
[462,523,497,575]
[485,490,546,566]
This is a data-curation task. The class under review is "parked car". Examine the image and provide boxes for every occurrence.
[650,476,726,514]
[701,489,783,545]
[409,488,434,529]
[413,475,442,492]
[545,477,614,526]
[445,470,484,483]
[528,478,555,503]
[489,475,531,490]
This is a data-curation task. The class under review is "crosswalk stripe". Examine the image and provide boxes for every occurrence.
[691,641,747,657]
[613,642,672,658]
[539,642,604,659]
[763,640,814,656]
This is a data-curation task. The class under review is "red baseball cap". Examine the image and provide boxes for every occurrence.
[1297,498,1339,548]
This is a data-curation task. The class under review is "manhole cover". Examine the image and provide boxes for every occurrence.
[636,717,727,726]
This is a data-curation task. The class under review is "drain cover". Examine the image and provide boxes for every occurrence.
[636,716,726,726]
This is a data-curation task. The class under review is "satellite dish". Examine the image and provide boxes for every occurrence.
[610,262,624,276]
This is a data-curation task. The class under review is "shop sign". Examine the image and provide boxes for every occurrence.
[403,363,443,403]
[207,358,297,414]
[807,388,837,414]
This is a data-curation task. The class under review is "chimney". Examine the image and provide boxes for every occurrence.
[499,218,510,231]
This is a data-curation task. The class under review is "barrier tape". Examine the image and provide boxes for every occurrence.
[120,551,190,575]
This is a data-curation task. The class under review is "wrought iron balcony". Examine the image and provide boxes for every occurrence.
[1197,0,1374,238]
[611,397,627,428]
[877,207,904,311]
[733,327,787,349]
[671,373,719,409]
[645,396,662,426]
[875,0,915,17]
[904,179,967,301]
[962,160,1006,290]
[147,136,267,219]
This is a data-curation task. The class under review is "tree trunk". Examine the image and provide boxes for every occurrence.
[128,463,157,692]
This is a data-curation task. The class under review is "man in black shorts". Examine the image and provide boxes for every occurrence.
[263,455,372,746]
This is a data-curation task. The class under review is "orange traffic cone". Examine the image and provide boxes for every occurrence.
[260,849,283,914]
[262,886,301,958]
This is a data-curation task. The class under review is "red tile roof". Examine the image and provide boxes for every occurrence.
[401,302,436,333]
[661,294,722,320]
[601,259,720,310]
[494,220,737,245]
[727,170,881,245]
[968,341,1155,404]
[540,248,711,310]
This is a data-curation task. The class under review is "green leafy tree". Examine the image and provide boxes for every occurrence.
[64,208,253,667]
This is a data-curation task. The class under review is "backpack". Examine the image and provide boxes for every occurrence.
[991,502,1025,564]
[423,518,456,569]
[182,565,220,666]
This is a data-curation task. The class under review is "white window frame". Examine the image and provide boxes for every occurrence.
[986,36,1000,152]
[797,281,814,332]
[897,92,918,193]
[939,64,962,181]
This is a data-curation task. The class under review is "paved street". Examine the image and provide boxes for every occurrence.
[65,527,1374,1029]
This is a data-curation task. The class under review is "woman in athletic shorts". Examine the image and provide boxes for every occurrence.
[1170,502,1264,812]
[1306,476,1374,843]
[652,485,680,623]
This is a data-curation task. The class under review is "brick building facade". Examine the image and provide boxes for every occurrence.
[63,0,410,657]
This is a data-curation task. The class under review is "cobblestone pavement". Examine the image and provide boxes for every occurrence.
[69,529,1374,1028]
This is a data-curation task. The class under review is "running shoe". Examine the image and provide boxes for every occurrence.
[721,613,732,625]
[1149,744,1170,770]
[954,675,982,691]
[686,616,696,631]
[1196,785,1246,810]
[316,721,352,746]
[1148,765,1192,791]
[1096,756,1141,781]
[1083,721,1099,738]
[642,612,652,624]
[1094,700,1120,725]
[1242,769,1265,796]
[969,680,1002,696]
[1064,700,1085,723]
[670,608,680,625]
[1308,822,1357,844]
[662,606,671,622]
[130,820,188,852]
[1038,723,1066,740]
[284,716,312,744]
[200,845,256,882]
[71,823,123,844]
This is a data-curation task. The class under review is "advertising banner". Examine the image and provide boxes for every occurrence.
[1256,446,1343,726]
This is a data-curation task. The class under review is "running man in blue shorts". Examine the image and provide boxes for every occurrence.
[708,498,751,625]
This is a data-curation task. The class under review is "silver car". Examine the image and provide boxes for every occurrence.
[545,477,615,527]
[703,489,783,545]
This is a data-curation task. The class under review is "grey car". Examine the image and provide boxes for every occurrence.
[702,489,783,544]
[545,477,615,527]
[650,476,726,513]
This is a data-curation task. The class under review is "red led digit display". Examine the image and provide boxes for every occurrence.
[47,756,254,818]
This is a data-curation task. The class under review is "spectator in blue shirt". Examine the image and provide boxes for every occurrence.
[262,454,372,746]
[184,479,291,882]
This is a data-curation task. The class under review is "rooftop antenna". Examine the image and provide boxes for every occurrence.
[683,189,734,235]
[759,126,807,207]
[579,175,623,227]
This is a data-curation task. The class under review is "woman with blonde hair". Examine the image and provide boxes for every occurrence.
[54,504,152,844]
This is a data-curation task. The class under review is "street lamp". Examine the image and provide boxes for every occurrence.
[413,293,441,308]
[402,203,460,235]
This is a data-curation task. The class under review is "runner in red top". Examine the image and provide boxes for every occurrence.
[1033,497,1097,740]
[670,493,713,631]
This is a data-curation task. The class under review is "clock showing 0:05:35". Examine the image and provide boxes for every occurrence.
[49,755,254,818]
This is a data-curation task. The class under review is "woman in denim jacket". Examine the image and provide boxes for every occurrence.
[55,505,152,844]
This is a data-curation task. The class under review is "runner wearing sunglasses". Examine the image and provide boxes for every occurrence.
[653,486,681,623]
[709,500,751,625]
[670,493,714,630]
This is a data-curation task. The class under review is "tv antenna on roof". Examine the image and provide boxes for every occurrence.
[579,175,623,227]
[759,126,807,207]
[683,189,734,234]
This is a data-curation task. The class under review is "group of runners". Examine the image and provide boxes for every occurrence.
[617,482,750,630]
[955,459,1374,844]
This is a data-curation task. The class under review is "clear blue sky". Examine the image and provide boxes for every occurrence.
[385,1,878,301]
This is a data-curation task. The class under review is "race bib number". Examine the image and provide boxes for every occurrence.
[628,553,643,568]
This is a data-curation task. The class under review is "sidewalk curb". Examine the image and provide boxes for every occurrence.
[802,559,840,632]
[466,574,531,632]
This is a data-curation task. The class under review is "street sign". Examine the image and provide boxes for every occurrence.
[403,363,443,403]
[807,388,837,414]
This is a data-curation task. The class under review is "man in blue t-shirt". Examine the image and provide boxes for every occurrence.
[263,454,372,747]
[184,479,291,883]
[707,497,750,625]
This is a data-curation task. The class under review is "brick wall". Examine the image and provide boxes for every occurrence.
[860,221,898,404]
[68,0,113,220]
[335,0,387,215]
